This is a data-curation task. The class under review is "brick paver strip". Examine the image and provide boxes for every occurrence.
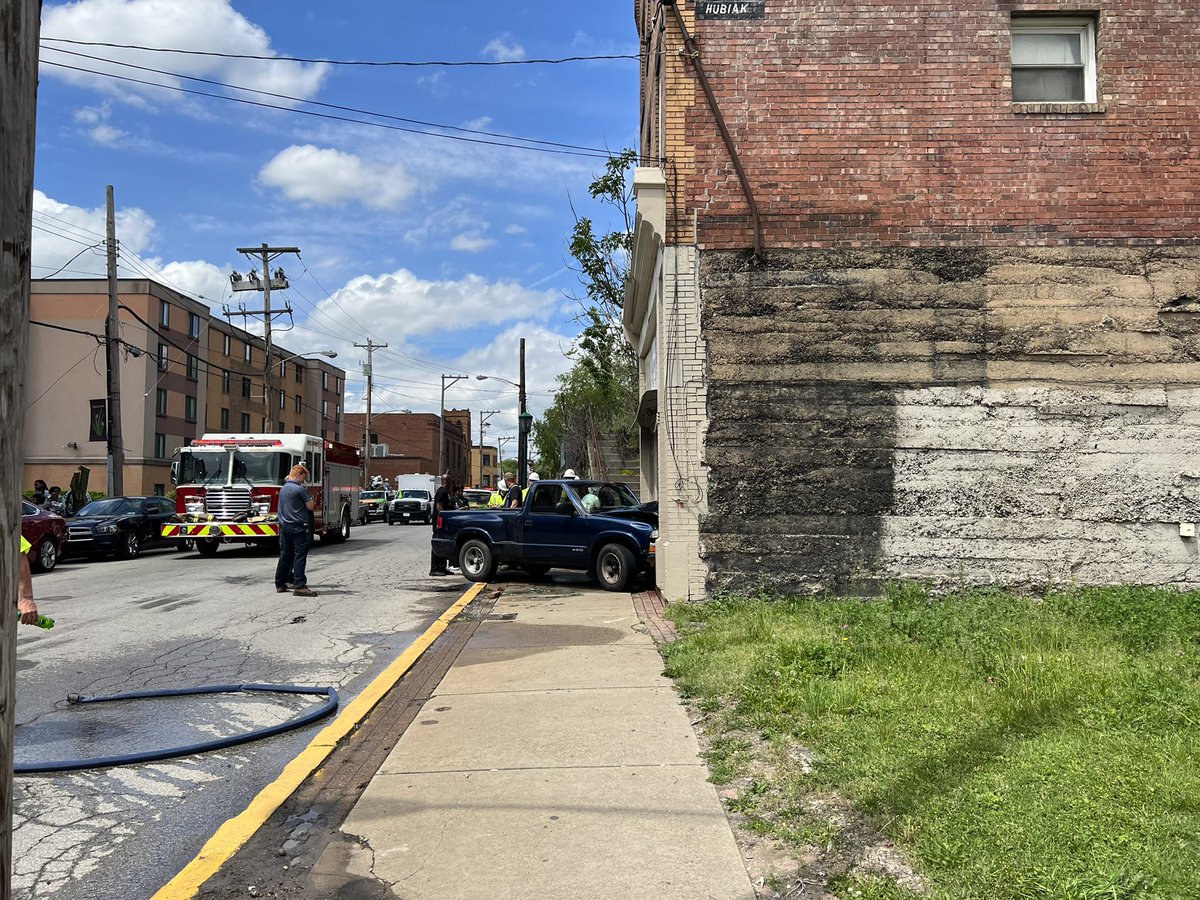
[632,587,678,645]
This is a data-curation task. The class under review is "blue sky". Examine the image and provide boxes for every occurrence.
[31,0,639,449]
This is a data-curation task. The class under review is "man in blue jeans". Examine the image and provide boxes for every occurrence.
[276,463,318,597]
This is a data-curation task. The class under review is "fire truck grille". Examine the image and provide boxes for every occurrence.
[205,486,252,519]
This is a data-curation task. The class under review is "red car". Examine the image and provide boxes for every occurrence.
[21,500,68,572]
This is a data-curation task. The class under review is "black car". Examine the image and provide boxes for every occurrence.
[65,496,178,560]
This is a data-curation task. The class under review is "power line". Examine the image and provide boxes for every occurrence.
[41,58,616,160]
[42,46,615,156]
[39,37,637,68]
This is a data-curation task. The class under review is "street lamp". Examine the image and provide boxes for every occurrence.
[439,373,468,480]
[478,337,528,484]
[268,349,337,432]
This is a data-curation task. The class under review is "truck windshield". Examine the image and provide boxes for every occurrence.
[233,451,291,485]
[361,491,386,500]
[179,450,291,486]
[180,451,229,486]
[401,490,430,499]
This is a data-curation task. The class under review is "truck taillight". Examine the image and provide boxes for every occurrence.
[436,515,442,529]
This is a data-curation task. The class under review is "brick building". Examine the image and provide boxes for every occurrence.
[25,278,345,496]
[625,2,1200,600]
[343,411,469,486]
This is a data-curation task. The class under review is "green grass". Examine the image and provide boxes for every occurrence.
[663,585,1200,900]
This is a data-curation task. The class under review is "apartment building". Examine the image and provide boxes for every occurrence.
[343,411,469,486]
[26,278,345,496]
[626,2,1200,599]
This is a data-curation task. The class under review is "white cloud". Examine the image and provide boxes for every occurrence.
[40,0,328,103]
[89,124,126,145]
[311,268,554,342]
[153,259,232,310]
[258,145,415,210]
[31,189,156,278]
[450,233,495,253]
[482,35,526,62]
[503,224,527,235]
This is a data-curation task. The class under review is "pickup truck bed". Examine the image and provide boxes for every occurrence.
[431,480,656,591]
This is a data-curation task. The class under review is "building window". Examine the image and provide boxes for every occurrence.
[222,369,230,393]
[335,403,341,421]
[1011,16,1097,104]
[261,417,267,431]
[222,333,231,356]
[240,412,250,431]
[295,425,302,434]
[154,432,167,458]
[159,300,170,328]
[322,400,328,417]
[295,395,302,413]
[280,362,287,383]
[220,407,229,429]
[279,391,286,410]
[186,354,199,380]
[295,364,303,383]
[158,343,169,371]
[154,483,165,496]
[156,388,167,416]
[242,377,251,399]
[188,312,200,339]
[322,372,329,391]
[244,342,252,363]
[185,395,197,423]
[335,377,341,394]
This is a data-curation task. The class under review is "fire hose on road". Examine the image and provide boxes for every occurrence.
[14,682,339,774]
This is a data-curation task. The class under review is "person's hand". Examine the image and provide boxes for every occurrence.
[18,596,39,626]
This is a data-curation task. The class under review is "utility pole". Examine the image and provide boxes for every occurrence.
[439,374,467,481]
[517,338,531,486]
[3,2,41,893]
[478,409,500,487]
[355,340,387,486]
[104,186,125,496]
[229,244,299,432]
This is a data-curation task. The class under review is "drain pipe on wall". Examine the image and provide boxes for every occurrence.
[662,0,764,259]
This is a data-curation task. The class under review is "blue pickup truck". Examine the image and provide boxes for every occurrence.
[432,479,657,591]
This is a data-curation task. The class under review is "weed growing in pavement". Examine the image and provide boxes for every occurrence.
[663,585,1200,900]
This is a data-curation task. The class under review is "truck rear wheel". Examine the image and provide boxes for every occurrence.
[594,543,635,592]
[458,539,496,582]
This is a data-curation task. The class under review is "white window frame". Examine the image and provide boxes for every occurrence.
[222,333,231,356]
[1011,16,1097,105]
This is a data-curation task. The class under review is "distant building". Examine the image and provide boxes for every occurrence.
[343,411,470,486]
[471,444,500,489]
[26,278,345,496]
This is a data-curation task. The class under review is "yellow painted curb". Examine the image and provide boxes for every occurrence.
[152,581,486,900]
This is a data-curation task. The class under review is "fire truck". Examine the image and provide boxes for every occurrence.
[162,433,361,556]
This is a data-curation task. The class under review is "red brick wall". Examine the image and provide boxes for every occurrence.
[681,1,1200,249]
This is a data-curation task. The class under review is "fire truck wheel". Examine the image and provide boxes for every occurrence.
[196,537,220,557]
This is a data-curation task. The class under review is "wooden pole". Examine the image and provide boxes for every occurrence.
[1,2,42,894]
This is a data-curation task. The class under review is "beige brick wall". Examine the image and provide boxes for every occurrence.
[656,245,710,602]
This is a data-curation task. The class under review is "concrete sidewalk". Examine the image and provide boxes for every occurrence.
[310,583,756,899]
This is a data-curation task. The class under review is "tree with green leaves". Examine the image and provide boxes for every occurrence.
[533,149,639,477]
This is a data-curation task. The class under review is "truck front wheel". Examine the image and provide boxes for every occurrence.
[458,539,496,582]
[196,537,220,557]
[594,543,635,592]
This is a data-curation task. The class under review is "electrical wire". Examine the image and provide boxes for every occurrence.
[41,59,617,160]
[40,37,637,68]
[36,241,106,279]
[42,45,615,156]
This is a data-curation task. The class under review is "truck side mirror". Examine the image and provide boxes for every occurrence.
[170,461,179,485]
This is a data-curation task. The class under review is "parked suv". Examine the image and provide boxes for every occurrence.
[387,489,433,525]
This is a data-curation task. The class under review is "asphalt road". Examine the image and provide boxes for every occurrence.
[11,519,461,900]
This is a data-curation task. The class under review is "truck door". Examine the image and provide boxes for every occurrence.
[519,483,589,565]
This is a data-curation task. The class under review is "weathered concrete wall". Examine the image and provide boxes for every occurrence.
[701,245,1200,595]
